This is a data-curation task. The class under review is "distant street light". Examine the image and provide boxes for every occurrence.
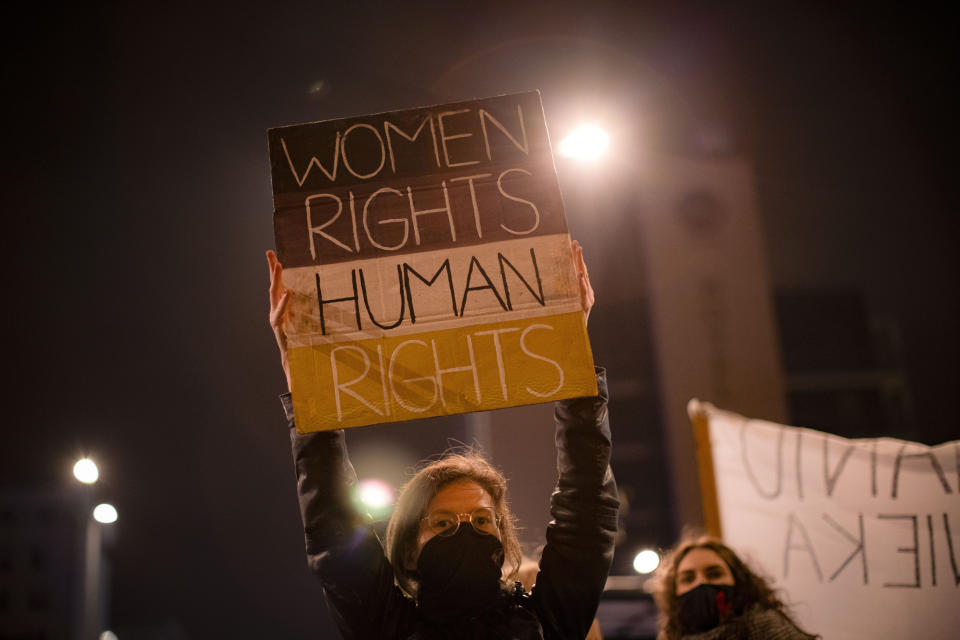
[632,548,660,574]
[357,479,394,510]
[73,459,117,639]
[93,503,118,524]
[74,458,99,484]
[558,124,610,162]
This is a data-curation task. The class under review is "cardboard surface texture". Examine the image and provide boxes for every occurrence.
[268,92,596,431]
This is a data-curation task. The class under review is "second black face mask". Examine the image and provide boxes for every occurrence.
[416,525,505,618]
[678,583,737,633]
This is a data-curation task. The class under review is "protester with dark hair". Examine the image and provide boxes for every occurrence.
[267,241,619,639]
[653,535,818,640]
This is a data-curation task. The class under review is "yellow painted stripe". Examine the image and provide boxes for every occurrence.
[289,311,596,432]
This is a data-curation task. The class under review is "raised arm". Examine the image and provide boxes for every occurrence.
[266,250,413,638]
[267,249,365,551]
[529,242,619,638]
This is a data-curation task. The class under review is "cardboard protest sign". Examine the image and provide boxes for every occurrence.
[268,92,596,432]
[690,400,960,639]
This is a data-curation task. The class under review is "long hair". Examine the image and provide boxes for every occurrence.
[653,534,796,639]
[384,452,522,597]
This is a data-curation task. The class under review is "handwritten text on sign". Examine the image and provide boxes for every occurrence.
[697,402,959,640]
[268,92,596,431]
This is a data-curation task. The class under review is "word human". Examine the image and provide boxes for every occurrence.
[281,104,531,185]
[316,248,545,335]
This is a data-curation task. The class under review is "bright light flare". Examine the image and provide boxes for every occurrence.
[357,479,394,510]
[99,632,119,640]
[93,503,118,524]
[558,124,610,161]
[73,458,99,484]
[633,549,660,574]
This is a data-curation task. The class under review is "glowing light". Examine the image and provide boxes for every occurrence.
[73,458,99,484]
[99,632,119,640]
[93,503,118,524]
[558,124,610,161]
[358,479,394,510]
[633,549,660,574]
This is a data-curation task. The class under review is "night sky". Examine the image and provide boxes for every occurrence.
[3,3,954,637]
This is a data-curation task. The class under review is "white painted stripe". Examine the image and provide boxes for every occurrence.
[282,234,580,347]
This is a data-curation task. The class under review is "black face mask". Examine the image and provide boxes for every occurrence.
[677,583,737,633]
[416,524,505,619]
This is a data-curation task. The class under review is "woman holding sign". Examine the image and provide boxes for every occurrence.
[267,241,618,639]
[653,535,819,640]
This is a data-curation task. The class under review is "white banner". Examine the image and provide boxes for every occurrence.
[691,400,960,640]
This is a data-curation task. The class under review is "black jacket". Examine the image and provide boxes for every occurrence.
[284,368,618,639]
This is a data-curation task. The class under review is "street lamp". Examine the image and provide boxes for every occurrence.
[558,124,610,162]
[632,548,660,574]
[71,456,116,638]
[355,478,395,519]
[93,503,118,524]
[73,458,99,484]
[358,479,393,509]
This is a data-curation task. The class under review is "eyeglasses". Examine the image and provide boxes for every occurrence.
[421,507,501,538]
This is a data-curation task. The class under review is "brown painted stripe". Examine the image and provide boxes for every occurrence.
[268,91,551,194]
[273,160,567,268]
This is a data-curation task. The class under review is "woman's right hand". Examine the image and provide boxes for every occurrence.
[266,250,292,391]
[572,240,594,327]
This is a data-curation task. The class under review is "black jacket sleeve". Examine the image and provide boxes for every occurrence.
[283,394,414,639]
[529,367,620,639]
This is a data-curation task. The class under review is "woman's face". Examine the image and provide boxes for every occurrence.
[414,479,497,559]
[675,547,734,595]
